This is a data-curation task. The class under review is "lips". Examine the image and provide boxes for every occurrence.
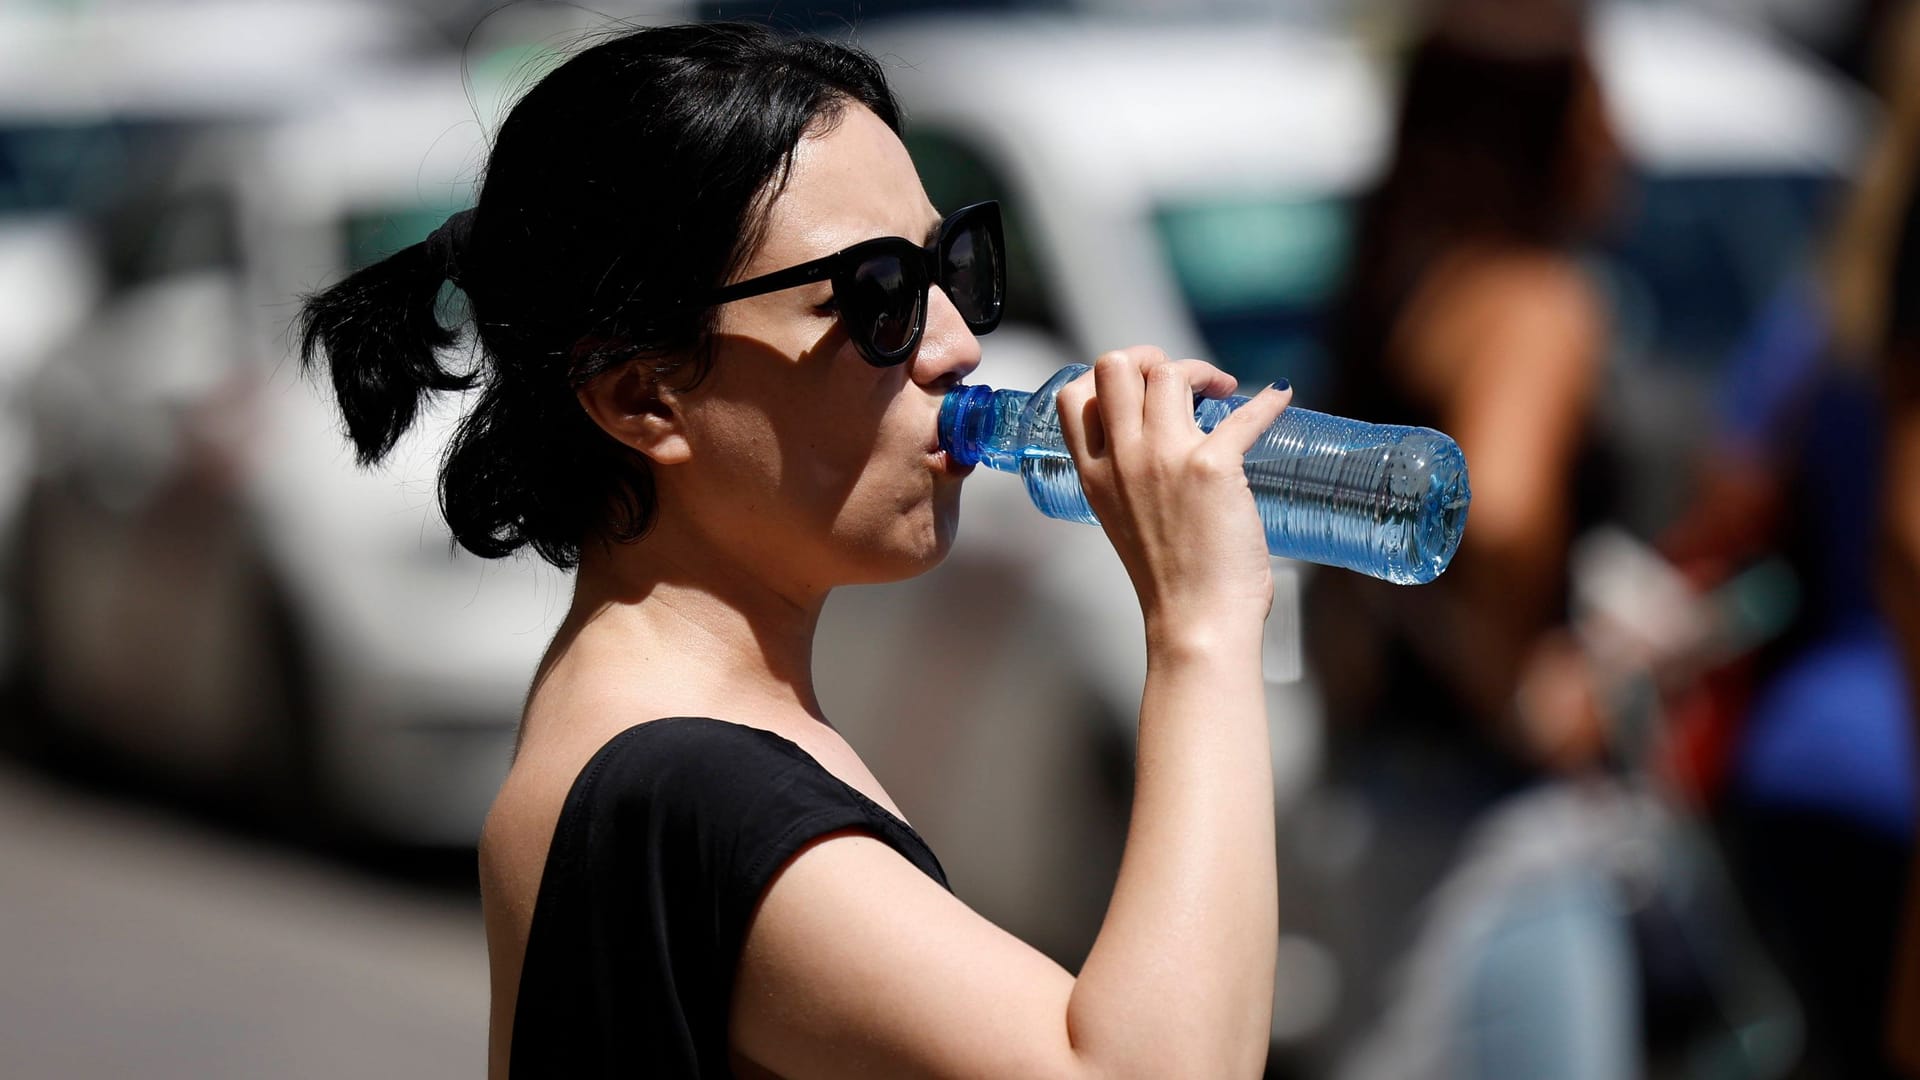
[928,446,974,478]
[925,426,972,478]
[925,403,973,477]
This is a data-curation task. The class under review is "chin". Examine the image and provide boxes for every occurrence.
[874,534,956,584]
[922,496,963,568]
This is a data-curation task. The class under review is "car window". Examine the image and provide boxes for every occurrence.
[1152,193,1349,396]
[342,200,472,324]
[0,120,170,216]
[1,119,241,290]
[904,128,1060,337]
[343,203,469,272]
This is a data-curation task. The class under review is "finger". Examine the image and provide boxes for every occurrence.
[1205,381,1293,458]
[1054,369,1107,461]
[1092,348,1152,449]
[1090,345,1144,447]
[1171,358,1238,400]
[1144,357,1197,444]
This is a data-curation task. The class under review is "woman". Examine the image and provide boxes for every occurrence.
[298,23,1290,1079]
[1315,0,1618,770]
[1883,90,1920,1075]
[1304,0,1633,1073]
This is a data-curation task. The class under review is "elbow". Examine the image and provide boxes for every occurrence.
[1066,1055,1262,1080]
[1064,1028,1270,1080]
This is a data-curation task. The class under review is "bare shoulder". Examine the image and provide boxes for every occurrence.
[1459,248,1605,339]
[479,712,653,916]
[478,739,579,1080]
[478,759,562,917]
[479,711,672,1080]
[1397,246,1605,406]
[1426,248,1605,384]
[479,731,597,973]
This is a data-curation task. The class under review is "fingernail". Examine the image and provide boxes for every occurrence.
[1270,378,1290,392]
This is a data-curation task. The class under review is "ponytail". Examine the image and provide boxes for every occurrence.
[296,210,476,466]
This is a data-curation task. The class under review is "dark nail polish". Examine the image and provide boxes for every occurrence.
[1270,378,1290,393]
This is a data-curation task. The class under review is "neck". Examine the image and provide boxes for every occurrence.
[536,519,830,732]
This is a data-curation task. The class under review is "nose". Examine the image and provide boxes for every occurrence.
[912,282,982,390]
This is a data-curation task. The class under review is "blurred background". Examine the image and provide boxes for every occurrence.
[2,0,1917,1076]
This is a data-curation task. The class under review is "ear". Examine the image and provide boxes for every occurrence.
[576,361,692,466]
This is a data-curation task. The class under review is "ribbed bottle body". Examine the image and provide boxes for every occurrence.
[1223,402,1468,584]
[937,364,1470,584]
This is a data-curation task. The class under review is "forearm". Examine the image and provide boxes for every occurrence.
[1065,625,1277,1079]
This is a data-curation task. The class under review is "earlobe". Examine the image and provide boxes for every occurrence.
[576,362,693,466]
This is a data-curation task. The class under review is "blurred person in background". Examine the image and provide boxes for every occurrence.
[1660,6,1920,1075]
[299,21,1295,1080]
[1305,0,1636,1074]
[1315,0,1618,780]
[1883,72,1920,1078]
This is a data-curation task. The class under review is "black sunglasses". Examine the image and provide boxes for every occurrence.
[706,201,1005,367]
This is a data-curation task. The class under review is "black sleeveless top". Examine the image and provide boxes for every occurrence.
[508,717,950,1078]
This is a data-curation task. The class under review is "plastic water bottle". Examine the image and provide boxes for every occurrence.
[939,363,1471,585]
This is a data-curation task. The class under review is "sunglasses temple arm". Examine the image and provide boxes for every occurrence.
[707,259,836,304]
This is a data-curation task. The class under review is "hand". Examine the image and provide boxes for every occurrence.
[1511,629,1609,773]
[1054,347,1293,647]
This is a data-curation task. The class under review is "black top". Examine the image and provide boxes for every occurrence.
[509,717,950,1078]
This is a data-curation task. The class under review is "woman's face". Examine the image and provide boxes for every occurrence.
[664,103,983,591]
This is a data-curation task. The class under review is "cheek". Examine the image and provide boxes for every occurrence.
[791,416,886,497]
[834,414,956,563]
[788,368,916,504]
[694,386,896,537]
[770,399,921,546]
[685,344,940,566]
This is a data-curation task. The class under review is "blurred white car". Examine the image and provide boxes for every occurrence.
[2,8,470,833]
[0,1,425,667]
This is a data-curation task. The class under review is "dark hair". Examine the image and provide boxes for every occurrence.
[1326,0,1604,418]
[297,22,901,568]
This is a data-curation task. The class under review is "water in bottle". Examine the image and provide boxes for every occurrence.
[939,363,1471,585]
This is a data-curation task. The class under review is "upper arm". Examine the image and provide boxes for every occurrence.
[728,829,1085,1080]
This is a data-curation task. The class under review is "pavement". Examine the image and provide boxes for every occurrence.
[0,758,489,1079]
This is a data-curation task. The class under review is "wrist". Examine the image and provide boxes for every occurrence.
[1143,615,1265,669]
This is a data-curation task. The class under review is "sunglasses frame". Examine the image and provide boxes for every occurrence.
[706,200,1005,367]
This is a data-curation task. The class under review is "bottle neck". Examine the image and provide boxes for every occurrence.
[938,384,1030,472]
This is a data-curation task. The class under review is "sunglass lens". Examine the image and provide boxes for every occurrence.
[944,217,1002,329]
[848,253,921,360]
